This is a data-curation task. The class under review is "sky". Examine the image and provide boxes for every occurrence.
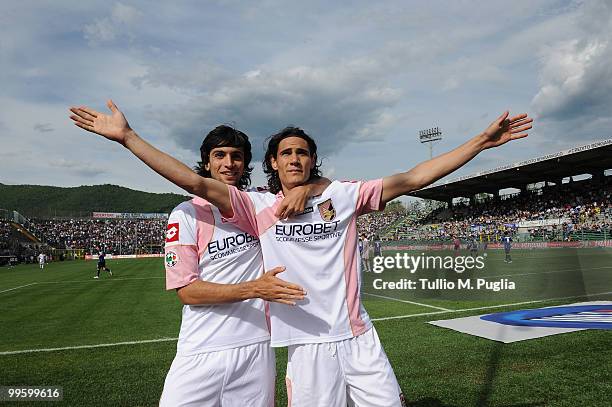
[1,0,611,199]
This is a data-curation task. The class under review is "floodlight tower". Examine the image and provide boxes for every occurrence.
[418,127,443,160]
[418,127,443,211]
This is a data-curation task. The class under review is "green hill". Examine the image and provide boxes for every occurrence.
[0,184,190,218]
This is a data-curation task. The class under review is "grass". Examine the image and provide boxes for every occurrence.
[1,248,611,406]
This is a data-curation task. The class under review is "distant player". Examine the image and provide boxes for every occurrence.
[469,235,479,257]
[373,235,382,257]
[362,235,371,272]
[38,252,46,269]
[482,234,489,257]
[502,231,513,263]
[95,252,112,278]
[453,236,461,256]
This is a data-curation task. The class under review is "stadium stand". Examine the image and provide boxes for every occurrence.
[356,140,612,244]
[26,218,166,255]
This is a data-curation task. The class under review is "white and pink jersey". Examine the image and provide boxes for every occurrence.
[164,197,269,355]
[227,179,383,347]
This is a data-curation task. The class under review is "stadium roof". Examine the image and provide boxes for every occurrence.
[410,139,612,201]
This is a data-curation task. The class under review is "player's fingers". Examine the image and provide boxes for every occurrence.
[274,203,287,218]
[78,106,99,119]
[73,121,94,132]
[69,114,92,126]
[273,290,305,300]
[273,277,305,293]
[282,207,294,219]
[266,266,286,276]
[510,118,532,128]
[510,133,529,140]
[70,108,95,123]
[510,124,532,133]
[511,117,533,126]
[107,99,119,113]
[278,286,306,296]
[496,110,509,124]
[508,113,528,123]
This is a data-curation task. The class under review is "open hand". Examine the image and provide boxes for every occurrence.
[69,100,132,145]
[252,267,306,305]
[480,111,533,150]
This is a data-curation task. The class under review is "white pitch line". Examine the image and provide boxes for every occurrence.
[0,337,178,356]
[0,277,164,293]
[0,282,37,294]
[3,292,612,355]
[37,276,165,284]
[480,265,612,280]
[371,290,612,322]
[363,292,451,311]
[372,310,449,321]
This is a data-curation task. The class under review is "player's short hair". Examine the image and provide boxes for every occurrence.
[196,125,253,190]
[263,126,322,194]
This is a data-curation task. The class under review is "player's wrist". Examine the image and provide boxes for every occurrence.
[122,129,138,148]
[473,133,489,152]
[240,281,258,300]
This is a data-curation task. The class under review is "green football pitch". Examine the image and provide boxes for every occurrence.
[1,248,611,406]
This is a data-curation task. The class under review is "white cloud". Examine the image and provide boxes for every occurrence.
[0,0,606,193]
[83,2,142,44]
[141,60,404,159]
[531,0,612,139]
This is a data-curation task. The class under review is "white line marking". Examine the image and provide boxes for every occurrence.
[363,292,451,311]
[0,337,178,356]
[3,291,612,355]
[480,265,612,280]
[372,310,449,321]
[0,282,37,294]
[36,276,165,284]
[371,290,612,322]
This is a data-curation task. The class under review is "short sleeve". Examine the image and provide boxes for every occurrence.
[164,203,199,290]
[356,179,384,216]
[225,186,259,237]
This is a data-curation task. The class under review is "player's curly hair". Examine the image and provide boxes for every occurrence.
[195,125,253,190]
[263,126,322,194]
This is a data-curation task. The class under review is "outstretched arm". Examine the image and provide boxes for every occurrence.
[177,267,306,306]
[381,111,532,204]
[69,100,233,215]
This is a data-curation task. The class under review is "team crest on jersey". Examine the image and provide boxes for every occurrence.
[481,305,612,330]
[165,251,179,268]
[166,223,179,242]
[317,199,336,222]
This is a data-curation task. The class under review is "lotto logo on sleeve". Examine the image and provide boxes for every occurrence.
[166,223,180,243]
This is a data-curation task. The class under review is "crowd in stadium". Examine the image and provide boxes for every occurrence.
[383,178,611,242]
[0,221,12,252]
[356,210,406,238]
[26,218,166,254]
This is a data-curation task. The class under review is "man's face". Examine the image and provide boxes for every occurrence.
[271,136,315,191]
[205,146,245,186]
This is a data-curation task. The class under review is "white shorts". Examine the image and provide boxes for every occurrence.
[159,340,275,407]
[285,327,405,407]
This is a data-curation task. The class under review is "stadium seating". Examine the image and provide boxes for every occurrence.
[24,218,166,254]
[357,178,611,243]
